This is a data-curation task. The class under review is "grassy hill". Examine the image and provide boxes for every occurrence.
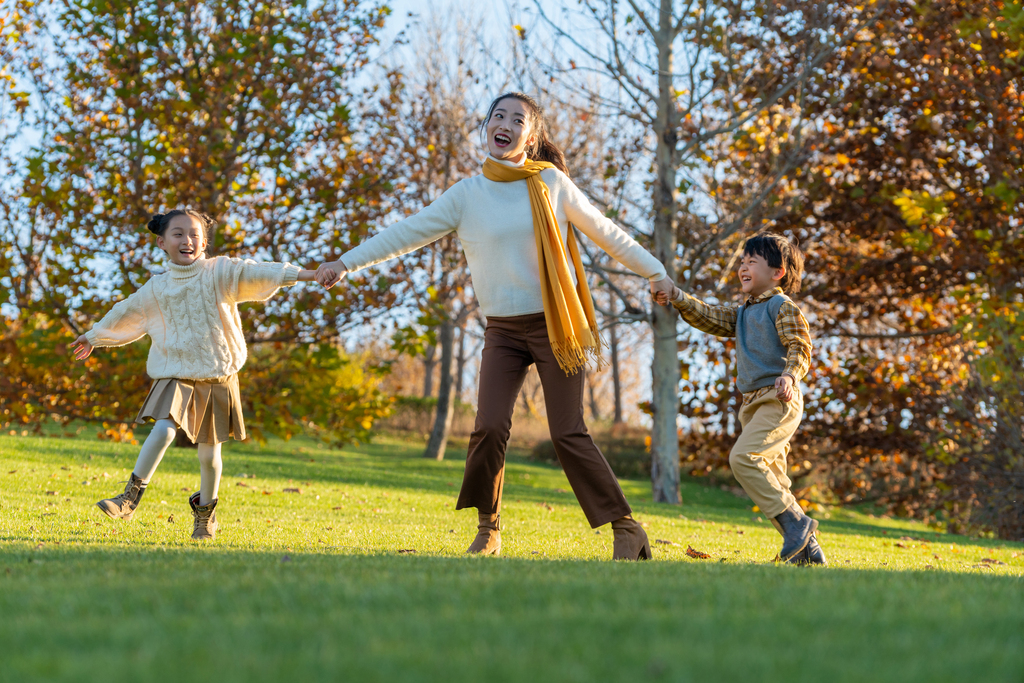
[1,430,1021,682]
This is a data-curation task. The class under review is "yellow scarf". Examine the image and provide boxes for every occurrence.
[482,157,604,375]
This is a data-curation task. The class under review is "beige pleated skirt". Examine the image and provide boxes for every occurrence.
[135,375,246,444]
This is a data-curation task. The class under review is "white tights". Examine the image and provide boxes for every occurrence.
[196,442,222,506]
[132,419,176,481]
[132,418,223,505]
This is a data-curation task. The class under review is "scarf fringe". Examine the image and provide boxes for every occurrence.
[552,326,607,375]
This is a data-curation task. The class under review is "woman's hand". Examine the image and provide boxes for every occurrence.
[315,260,348,290]
[70,334,94,361]
[650,276,676,306]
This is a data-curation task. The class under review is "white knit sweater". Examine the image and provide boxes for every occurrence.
[341,156,667,317]
[84,256,301,380]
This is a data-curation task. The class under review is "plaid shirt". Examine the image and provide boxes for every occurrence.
[671,286,812,383]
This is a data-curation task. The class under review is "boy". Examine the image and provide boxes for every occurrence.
[669,232,825,565]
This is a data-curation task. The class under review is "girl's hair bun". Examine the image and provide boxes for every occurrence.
[147,214,165,234]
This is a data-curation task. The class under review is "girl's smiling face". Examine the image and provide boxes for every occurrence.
[157,214,207,266]
[738,252,784,297]
[485,97,537,163]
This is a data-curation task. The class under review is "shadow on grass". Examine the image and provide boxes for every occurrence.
[1,542,1022,587]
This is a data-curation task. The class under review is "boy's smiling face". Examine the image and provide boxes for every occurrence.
[158,214,207,266]
[738,252,785,297]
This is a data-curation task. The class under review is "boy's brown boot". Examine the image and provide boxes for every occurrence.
[772,505,818,562]
[466,512,501,555]
[96,473,147,520]
[799,532,828,566]
[188,492,219,541]
[611,515,651,561]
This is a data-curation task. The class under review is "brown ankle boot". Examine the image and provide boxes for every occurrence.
[189,492,219,541]
[96,473,147,520]
[466,512,501,556]
[611,515,651,560]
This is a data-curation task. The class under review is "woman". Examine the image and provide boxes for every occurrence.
[317,92,675,560]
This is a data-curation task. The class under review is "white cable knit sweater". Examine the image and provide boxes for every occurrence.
[84,256,301,380]
[340,156,667,317]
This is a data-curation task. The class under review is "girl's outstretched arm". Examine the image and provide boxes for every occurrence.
[82,288,149,350]
[70,334,94,361]
[222,258,302,303]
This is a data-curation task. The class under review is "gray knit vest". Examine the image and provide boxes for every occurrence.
[735,294,790,393]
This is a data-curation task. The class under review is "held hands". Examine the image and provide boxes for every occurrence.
[70,334,94,361]
[315,260,347,290]
[650,276,677,306]
[775,374,795,403]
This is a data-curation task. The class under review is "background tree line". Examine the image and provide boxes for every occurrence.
[2,0,1022,539]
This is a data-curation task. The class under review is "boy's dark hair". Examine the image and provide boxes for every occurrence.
[147,209,214,238]
[481,92,569,176]
[742,231,804,294]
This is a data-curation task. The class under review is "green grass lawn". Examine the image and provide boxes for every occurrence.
[1,430,1022,683]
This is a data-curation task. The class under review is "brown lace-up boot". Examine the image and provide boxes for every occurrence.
[466,512,501,555]
[611,515,651,560]
[188,492,219,541]
[96,473,147,520]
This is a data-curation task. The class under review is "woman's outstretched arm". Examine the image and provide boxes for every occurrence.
[556,170,674,303]
[318,182,465,289]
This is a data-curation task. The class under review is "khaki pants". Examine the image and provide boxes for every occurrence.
[729,386,802,519]
[455,313,632,528]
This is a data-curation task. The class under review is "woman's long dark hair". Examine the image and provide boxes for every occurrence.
[481,92,569,176]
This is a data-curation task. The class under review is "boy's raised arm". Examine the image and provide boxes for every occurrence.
[670,287,739,338]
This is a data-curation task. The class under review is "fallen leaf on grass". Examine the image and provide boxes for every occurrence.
[236,482,248,487]
[45,491,57,496]
[655,539,679,546]
[895,542,908,548]
[283,488,301,494]
[970,564,993,569]
[398,549,416,554]
[686,545,711,559]
[167,515,174,523]
[7,470,16,474]
[332,506,343,510]
[262,491,272,495]
[980,558,1007,565]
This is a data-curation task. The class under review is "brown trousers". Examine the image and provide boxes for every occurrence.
[455,313,631,528]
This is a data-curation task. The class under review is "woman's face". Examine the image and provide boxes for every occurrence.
[157,214,207,266]
[485,98,537,163]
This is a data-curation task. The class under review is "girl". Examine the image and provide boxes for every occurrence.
[71,209,317,540]
[317,92,676,560]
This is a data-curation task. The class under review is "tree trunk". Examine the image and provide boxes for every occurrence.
[609,300,624,425]
[174,428,197,449]
[586,368,602,421]
[422,343,437,398]
[454,323,467,401]
[649,0,682,504]
[424,318,456,460]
